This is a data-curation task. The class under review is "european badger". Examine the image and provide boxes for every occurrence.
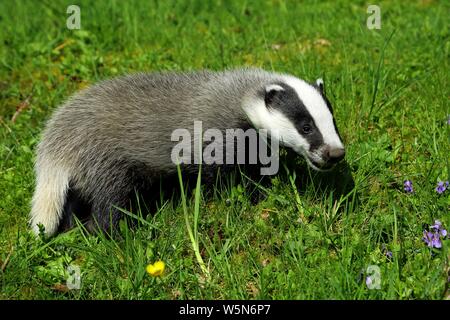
[30,69,345,236]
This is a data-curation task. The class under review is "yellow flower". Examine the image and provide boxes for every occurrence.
[146,260,165,277]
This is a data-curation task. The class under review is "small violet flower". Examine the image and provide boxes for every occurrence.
[435,181,449,194]
[423,231,442,249]
[423,220,448,249]
[403,180,414,193]
[385,251,393,259]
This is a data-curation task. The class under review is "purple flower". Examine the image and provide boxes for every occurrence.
[423,220,448,249]
[385,251,393,259]
[366,276,373,286]
[435,181,448,194]
[403,180,414,193]
[423,231,442,248]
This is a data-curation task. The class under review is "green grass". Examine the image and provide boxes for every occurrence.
[0,0,449,299]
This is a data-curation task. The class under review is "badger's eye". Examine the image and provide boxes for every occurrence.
[302,124,312,134]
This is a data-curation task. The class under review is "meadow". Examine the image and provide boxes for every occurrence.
[0,0,449,299]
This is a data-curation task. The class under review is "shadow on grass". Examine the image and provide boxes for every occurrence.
[280,149,358,210]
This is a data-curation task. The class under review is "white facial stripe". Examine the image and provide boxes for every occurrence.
[282,76,343,149]
[265,84,284,93]
[242,98,309,153]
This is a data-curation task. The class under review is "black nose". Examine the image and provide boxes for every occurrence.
[325,147,345,164]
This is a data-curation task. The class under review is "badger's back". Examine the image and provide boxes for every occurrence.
[40,70,273,171]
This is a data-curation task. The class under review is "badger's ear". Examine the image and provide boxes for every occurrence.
[315,78,324,93]
[264,84,284,105]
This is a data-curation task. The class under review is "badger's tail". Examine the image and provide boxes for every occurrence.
[30,159,70,236]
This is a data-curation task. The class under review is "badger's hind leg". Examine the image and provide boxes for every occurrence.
[58,186,92,233]
[83,165,137,235]
[30,162,70,236]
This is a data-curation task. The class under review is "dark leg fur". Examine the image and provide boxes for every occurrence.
[85,162,156,235]
[58,186,92,233]
[87,180,134,235]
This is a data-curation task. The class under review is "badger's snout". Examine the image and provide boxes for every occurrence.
[324,146,345,164]
[306,145,345,171]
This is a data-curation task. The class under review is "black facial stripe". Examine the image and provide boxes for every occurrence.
[306,129,324,152]
[264,82,324,152]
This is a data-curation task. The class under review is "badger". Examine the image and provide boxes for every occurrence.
[30,68,345,236]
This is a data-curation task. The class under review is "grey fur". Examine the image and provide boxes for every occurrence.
[31,68,343,236]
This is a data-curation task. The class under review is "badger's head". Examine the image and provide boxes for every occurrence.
[245,75,345,171]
